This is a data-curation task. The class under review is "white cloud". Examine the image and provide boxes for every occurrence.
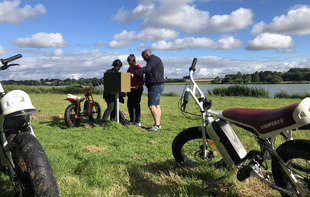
[246,33,293,51]
[141,3,210,33]
[207,8,253,32]
[14,33,68,48]
[0,50,308,80]
[108,40,133,48]
[150,36,242,50]
[113,3,155,23]
[53,49,64,56]
[197,68,220,78]
[94,40,105,47]
[108,28,180,48]
[0,45,8,55]
[137,28,179,41]
[251,5,310,35]
[0,0,46,24]
[251,21,265,34]
[114,1,253,34]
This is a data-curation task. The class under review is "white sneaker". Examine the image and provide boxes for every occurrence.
[135,122,141,126]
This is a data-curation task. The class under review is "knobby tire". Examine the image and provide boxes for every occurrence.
[11,132,59,197]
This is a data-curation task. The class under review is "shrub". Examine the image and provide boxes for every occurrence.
[274,90,291,98]
[163,91,178,97]
[209,85,270,98]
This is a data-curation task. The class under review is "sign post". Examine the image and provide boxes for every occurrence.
[104,72,131,123]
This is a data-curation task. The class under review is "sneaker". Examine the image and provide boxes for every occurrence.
[135,122,141,126]
[148,125,161,131]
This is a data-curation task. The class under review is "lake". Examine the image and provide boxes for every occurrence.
[160,84,310,97]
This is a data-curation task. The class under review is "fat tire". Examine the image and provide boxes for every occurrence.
[272,139,310,197]
[64,104,81,128]
[172,126,220,166]
[89,101,101,122]
[11,132,59,197]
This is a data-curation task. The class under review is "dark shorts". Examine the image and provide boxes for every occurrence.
[148,84,164,106]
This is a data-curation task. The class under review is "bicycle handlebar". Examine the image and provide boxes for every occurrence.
[189,57,197,71]
[0,54,22,70]
[1,54,22,65]
[181,58,212,113]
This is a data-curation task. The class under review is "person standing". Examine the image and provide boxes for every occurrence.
[126,54,144,126]
[101,59,124,127]
[132,49,164,131]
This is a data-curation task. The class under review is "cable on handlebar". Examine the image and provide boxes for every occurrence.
[178,83,201,119]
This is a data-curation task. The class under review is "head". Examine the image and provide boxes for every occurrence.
[112,59,122,72]
[141,49,152,61]
[127,54,136,67]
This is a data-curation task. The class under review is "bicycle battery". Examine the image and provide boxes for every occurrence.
[207,119,247,167]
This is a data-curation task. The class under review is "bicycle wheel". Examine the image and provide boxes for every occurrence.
[89,101,101,122]
[172,126,223,166]
[272,139,310,197]
[64,104,81,128]
[10,132,59,197]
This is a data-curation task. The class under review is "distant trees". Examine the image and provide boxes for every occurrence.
[2,67,310,86]
[1,78,103,86]
[212,68,310,84]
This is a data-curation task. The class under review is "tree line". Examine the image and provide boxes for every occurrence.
[1,68,309,86]
[0,77,186,86]
[211,68,310,84]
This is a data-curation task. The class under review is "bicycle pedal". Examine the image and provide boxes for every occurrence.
[237,165,253,181]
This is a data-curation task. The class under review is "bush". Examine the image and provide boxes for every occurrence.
[162,91,178,97]
[274,90,310,99]
[274,90,291,98]
[209,85,270,98]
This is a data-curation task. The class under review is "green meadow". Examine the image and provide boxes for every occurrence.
[0,92,308,196]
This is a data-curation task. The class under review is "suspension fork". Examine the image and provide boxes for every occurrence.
[201,112,215,158]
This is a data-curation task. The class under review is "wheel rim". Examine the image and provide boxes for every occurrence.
[91,104,100,120]
[285,158,310,195]
[181,138,221,165]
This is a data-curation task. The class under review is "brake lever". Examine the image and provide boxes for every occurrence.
[0,63,20,70]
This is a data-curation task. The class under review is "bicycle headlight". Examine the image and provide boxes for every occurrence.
[4,114,30,129]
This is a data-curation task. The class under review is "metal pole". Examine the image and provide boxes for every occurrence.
[115,92,119,123]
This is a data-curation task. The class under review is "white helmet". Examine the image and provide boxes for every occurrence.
[1,90,37,116]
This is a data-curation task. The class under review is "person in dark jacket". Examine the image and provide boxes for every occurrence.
[101,59,124,127]
[131,49,164,131]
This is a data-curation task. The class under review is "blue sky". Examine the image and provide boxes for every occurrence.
[1,0,310,80]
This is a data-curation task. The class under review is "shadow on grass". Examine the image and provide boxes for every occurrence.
[126,159,237,197]
[0,172,15,197]
[40,116,99,129]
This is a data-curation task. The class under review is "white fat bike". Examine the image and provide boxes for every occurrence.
[172,58,310,197]
[0,54,59,196]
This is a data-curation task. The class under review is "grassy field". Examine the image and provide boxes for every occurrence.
[0,92,309,196]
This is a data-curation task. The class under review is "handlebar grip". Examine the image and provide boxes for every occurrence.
[184,91,190,103]
[1,54,22,64]
[182,91,190,111]
[189,57,197,71]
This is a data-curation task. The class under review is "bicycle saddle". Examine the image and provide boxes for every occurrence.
[222,103,299,133]
[66,94,86,102]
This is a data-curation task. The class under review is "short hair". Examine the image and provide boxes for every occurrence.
[112,59,122,67]
[141,49,152,57]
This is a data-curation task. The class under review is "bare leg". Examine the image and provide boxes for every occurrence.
[149,105,161,125]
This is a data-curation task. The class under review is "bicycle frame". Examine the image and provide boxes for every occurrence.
[66,85,94,119]
[180,58,310,196]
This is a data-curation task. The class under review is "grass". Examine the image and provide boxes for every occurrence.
[0,92,309,196]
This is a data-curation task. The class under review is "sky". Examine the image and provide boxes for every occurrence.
[1,0,310,81]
